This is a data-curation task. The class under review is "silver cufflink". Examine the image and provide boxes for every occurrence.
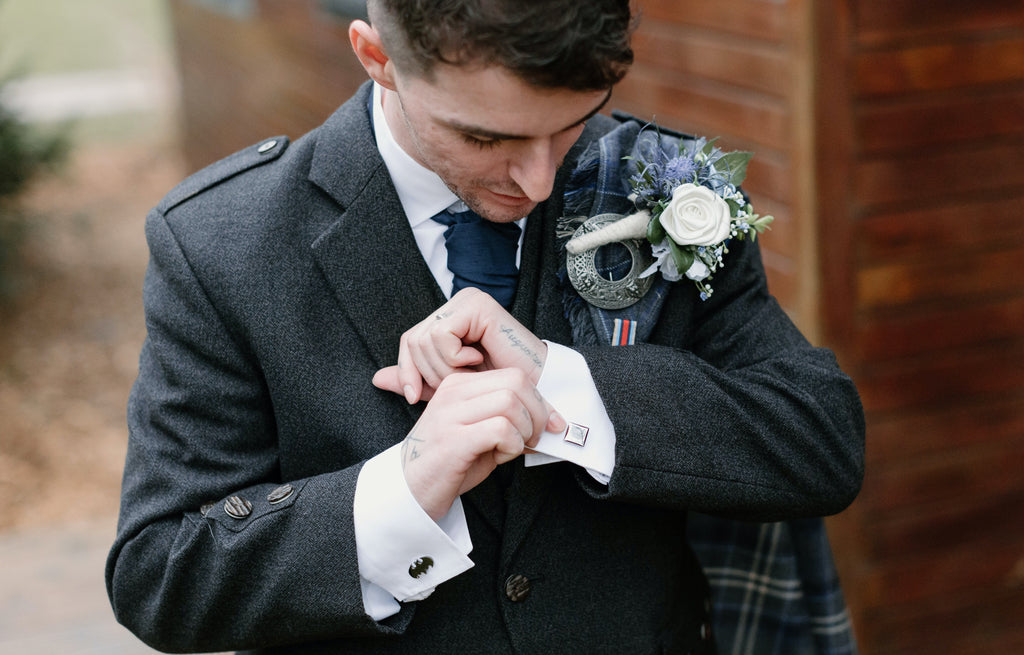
[563,422,590,447]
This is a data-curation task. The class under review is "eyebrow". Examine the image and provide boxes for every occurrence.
[444,89,613,141]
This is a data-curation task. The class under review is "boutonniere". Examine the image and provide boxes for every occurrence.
[566,132,773,303]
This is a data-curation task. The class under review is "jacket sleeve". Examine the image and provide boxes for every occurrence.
[577,235,865,522]
[105,209,414,653]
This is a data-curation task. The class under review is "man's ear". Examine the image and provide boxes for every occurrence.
[349,20,397,90]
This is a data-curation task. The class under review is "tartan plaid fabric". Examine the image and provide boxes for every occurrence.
[687,514,857,655]
[559,114,858,655]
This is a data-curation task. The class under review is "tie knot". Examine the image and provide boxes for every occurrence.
[429,207,522,307]
[431,207,478,227]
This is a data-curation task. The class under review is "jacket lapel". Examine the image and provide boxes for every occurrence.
[309,84,446,373]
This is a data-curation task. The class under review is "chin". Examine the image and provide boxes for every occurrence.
[465,192,537,224]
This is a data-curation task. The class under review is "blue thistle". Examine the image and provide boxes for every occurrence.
[664,156,697,184]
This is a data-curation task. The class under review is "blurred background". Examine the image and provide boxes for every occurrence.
[0,1,1021,653]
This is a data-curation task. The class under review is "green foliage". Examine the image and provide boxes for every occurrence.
[0,73,70,296]
[0,97,68,201]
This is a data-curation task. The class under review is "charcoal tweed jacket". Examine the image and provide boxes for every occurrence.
[106,82,864,654]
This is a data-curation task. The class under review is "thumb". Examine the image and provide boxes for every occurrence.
[373,366,436,402]
[372,366,404,395]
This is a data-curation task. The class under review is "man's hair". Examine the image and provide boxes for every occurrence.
[367,0,634,91]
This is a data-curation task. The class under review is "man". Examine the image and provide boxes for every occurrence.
[107,1,865,653]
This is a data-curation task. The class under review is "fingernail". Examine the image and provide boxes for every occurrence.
[404,385,416,404]
[549,411,567,433]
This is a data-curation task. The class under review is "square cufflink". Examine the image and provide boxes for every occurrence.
[562,422,590,447]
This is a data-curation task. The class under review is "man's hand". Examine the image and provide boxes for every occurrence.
[372,289,565,518]
[395,368,564,520]
[373,288,549,404]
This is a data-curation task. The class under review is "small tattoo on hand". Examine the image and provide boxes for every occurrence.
[500,325,543,370]
[401,431,425,466]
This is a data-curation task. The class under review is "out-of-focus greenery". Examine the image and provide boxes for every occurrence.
[0,75,69,297]
[0,0,173,296]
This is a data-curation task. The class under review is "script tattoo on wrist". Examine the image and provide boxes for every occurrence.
[500,325,543,370]
[401,431,424,468]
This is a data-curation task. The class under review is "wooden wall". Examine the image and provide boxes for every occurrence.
[814,1,1024,652]
[168,0,1024,652]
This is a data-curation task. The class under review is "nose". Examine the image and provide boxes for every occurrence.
[508,138,559,202]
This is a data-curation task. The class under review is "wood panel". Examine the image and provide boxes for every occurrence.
[858,88,1024,153]
[855,343,1024,412]
[856,37,1024,97]
[631,24,791,97]
[863,588,1024,655]
[640,0,792,43]
[857,195,1024,262]
[857,245,1024,309]
[856,0,1024,45]
[852,296,1024,360]
[614,67,792,152]
[866,488,1024,562]
[853,141,1024,210]
[861,436,1024,512]
[865,395,1024,462]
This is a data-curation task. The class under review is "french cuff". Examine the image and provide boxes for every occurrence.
[524,341,615,484]
[354,443,474,605]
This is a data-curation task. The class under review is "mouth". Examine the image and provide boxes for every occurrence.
[486,189,532,207]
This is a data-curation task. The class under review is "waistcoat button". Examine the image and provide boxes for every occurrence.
[504,574,532,602]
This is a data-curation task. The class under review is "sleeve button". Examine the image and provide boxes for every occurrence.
[224,496,253,519]
[267,483,294,504]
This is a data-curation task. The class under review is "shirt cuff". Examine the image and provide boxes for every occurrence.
[354,443,474,618]
[525,341,615,484]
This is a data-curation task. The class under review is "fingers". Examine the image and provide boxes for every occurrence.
[395,305,487,403]
[388,288,548,404]
[398,368,565,518]
[445,369,560,447]
[372,366,435,402]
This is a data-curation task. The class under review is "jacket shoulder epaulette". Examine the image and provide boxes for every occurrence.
[157,136,290,214]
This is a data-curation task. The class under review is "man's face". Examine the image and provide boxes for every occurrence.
[382,63,611,223]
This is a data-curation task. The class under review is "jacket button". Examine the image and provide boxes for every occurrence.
[267,483,294,504]
[224,496,252,519]
[504,574,531,602]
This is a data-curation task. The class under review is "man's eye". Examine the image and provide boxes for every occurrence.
[461,133,502,150]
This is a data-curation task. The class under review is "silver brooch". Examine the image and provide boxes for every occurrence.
[565,213,654,310]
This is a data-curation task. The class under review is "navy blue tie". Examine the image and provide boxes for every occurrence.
[431,207,522,308]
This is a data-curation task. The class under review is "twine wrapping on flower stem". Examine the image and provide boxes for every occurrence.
[565,210,650,255]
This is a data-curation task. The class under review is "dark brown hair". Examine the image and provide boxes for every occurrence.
[368,0,634,91]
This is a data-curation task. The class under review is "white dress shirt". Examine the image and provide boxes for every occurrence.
[353,83,616,620]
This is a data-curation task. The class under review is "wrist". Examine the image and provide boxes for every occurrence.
[530,340,548,385]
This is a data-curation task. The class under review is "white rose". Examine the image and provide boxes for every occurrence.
[659,183,732,246]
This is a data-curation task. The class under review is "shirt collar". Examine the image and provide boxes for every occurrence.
[373,83,460,227]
